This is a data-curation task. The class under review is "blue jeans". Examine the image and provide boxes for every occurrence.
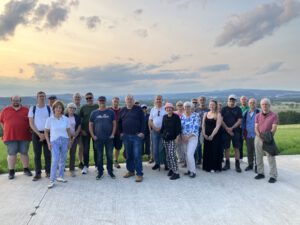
[151,130,163,165]
[50,137,69,182]
[122,134,143,176]
[94,138,114,174]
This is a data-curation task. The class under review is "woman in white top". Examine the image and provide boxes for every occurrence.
[181,102,200,178]
[45,100,71,188]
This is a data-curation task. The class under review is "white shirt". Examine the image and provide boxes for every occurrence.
[149,106,166,129]
[45,115,70,142]
[68,116,76,135]
[28,105,52,131]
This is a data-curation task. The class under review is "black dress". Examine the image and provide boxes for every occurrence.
[202,116,222,172]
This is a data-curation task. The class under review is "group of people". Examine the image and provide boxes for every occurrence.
[0,91,279,188]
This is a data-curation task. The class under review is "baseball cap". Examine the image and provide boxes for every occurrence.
[48,95,57,100]
[98,96,106,101]
[228,94,237,100]
[141,104,147,108]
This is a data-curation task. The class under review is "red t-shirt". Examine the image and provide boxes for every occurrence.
[255,111,279,133]
[0,106,32,142]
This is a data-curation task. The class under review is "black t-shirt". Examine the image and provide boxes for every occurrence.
[89,109,115,140]
[221,106,242,128]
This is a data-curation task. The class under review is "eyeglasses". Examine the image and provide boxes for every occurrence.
[86,97,93,100]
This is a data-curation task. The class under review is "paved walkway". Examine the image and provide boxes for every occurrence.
[0,155,300,225]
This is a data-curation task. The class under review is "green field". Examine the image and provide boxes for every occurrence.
[0,124,299,174]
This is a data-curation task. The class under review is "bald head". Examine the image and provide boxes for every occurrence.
[11,95,22,108]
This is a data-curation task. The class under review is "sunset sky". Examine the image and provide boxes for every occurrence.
[0,0,299,97]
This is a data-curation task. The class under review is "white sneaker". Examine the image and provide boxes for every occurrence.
[82,166,88,174]
[48,181,55,189]
[56,177,68,183]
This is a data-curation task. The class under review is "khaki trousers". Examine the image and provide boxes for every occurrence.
[255,136,278,179]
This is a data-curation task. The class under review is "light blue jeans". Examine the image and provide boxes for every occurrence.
[50,137,69,182]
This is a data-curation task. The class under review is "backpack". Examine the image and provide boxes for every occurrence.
[33,105,51,119]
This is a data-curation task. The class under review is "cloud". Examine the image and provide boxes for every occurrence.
[215,0,300,47]
[134,9,143,15]
[199,64,230,72]
[255,62,284,75]
[80,16,101,29]
[28,62,199,87]
[0,0,37,40]
[0,0,79,40]
[134,28,148,38]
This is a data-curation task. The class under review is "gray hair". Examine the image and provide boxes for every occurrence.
[183,101,192,108]
[260,98,271,106]
[73,93,81,98]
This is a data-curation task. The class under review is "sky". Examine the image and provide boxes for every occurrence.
[0,0,300,97]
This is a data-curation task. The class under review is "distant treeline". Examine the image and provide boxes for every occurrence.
[278,111,300,125]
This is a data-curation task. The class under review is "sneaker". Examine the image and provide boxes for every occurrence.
[167,170,174,176]
[8,170,15,180]
[148,159,154,164]
[32,174,41,181]
[114,161,121,169]
[56,177,68,183]
[268,177,277,183]
[109,172,116,179]
[23,168,33,176]
[245,165,253,171]
[82,166,88,174]
[96,173,104,180]
[123,171,135,178]
[189,172,196,178]
[170,173,180,180]
[254,174,265,180]
[70,170,76,177]
[135,175,143,182]
[78,162,84,169]
[48,181,55,189]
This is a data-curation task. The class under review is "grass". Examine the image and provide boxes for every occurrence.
[0,124,299,174]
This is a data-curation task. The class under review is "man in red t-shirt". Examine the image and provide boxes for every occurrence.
[254,98,279,183]
[0,96,32,179]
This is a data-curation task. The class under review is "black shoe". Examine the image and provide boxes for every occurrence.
[32,174,41,181]
[245,165,253,171]
[109,172,116,179]
[78,162,84,169]
[222,160,230,171]
[167,170,174,176]
[189,172,196,178]
[164,165,169,171]
[235,160,242,173]
[184,171,190,176]
[170,173,180,180]
[152,164,160,170]
[8,170,15,180]
[254,174,265,180]
[96,173,104,180]
[268,177,277,183]
[23,168,33,176]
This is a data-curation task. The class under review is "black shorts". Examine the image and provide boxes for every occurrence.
[223,130,241,149]
[113,135,123,150]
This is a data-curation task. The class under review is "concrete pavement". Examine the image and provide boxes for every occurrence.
[0,155,300,225]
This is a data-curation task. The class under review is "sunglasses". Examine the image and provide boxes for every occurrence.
[86,97,93,100]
